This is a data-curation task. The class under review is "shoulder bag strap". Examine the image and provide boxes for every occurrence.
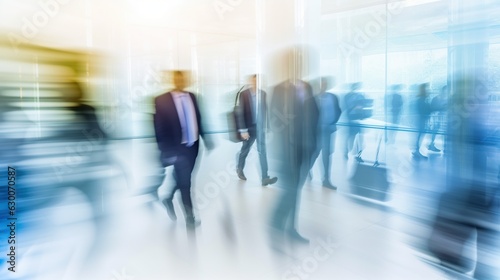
[234,85,245,106]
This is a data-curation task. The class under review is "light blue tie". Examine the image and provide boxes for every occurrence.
[181,94,195,147]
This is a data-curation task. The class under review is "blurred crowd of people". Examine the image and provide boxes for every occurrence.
[1,43,499,279]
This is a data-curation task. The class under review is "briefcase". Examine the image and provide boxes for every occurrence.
[227,86,245,143]
[350,134,390,201]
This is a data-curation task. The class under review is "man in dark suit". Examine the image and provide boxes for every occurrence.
[310,76,341,189]
[154,70,212,227]
[269,77,319,244]
[236,74,278,186]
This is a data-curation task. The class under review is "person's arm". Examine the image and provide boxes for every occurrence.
[332,94,342,124]
[154,97,177,165]
[237,90,250,140]
[190,92,214,151]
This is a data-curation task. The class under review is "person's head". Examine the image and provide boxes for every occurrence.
[249,74,258,89]
[351,82,362,91]
[172,70,189,91]
[418,83,429,97]
[391,84,403,92]
[320,76,334,92]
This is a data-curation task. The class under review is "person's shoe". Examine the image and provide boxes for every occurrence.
[185,217,201,228]
[162,198,177,221]
[262,176,278,186]
[323,181,337,190]
[412,151,428,160]
[427,144,441,152]
[287,230,310,244]
[237,169,247,181]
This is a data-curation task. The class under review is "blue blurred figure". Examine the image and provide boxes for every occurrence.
[427,85,448,152]
[385,84,404,144]
[268,46,319,246]
[310,76,341,189]
[427,78,500,279]
[344,82,367,162]
[412,83,432,160]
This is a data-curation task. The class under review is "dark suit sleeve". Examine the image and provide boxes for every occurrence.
[303,83,319,159]
[153,112,161,146]
[236,90,247,131]
[154,96,176,159]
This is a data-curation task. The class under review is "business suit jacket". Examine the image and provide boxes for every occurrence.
[154,91,204,162]
[270,80,319,180]
[237,88,267,131]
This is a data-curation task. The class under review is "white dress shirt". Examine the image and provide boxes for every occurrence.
[172,91,198,145]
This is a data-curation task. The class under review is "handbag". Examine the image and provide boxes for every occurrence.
[350,133,390,201]
[226,86,245,142]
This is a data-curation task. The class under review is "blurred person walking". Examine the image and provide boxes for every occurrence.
[310,76,342,189]
[385,84,404,144]
[236,74,278,186]
[427,85,448,152]
[344,82,367,162]
[269,77,318,244]
[427,79,499,279]
[268,45,319,245]
[412,83,432,160]
[154,70,213,228]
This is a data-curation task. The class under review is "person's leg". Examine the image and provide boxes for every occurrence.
[237,132,256,172]
[345,124,355,158]
[162,169,179,221]
[256,128,269,179]
[309,127,324,180]
[428,117,441,152]
[166,179,179,200]
[309,147,320,180]
[321,132,332,184]
[415,132,422,152]
[428,116,436,145]
[174,144,199,222]
[430,132,436,146]
[287,158,310,243]
[356,128,364,158]
[270,161,297,231]
[350,126,363,162]
[414,119,425,153]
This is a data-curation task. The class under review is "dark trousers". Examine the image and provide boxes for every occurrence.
[414,118,428,152]
[271,149,311,232]
[167,141,199,219]
[237,126,269,180]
